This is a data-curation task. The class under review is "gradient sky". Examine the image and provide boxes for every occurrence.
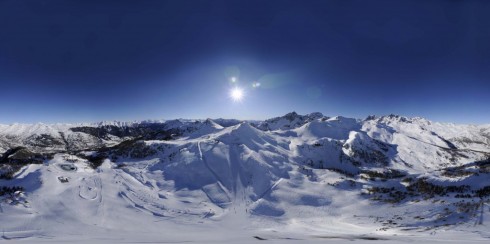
[1,0,489,124]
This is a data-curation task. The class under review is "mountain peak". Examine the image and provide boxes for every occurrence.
[232,121,260,135]
[373,114,433,126]
[255,112,327,131]
[215,122,273,147]
[202,119,223,130]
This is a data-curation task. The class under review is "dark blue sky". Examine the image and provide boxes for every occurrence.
[1,0,489,124]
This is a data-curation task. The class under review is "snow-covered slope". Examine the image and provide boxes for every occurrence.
[1,113,489,243]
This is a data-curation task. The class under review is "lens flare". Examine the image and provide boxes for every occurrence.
[230,87,244,102]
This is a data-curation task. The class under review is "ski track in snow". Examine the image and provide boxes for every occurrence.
[198,140,231,202]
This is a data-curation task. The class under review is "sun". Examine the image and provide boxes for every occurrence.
[230,87,244,102]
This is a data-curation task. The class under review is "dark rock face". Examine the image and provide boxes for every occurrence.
[344,139,393,167]
[254,112,327,131]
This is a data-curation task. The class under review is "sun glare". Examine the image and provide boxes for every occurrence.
[230,87,244,102]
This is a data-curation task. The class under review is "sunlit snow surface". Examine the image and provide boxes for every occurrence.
[1,115,490,243]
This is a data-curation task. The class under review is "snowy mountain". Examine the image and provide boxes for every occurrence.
[0,113,489,242]
[254,111,327,131]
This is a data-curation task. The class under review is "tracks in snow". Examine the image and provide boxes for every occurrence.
[115,169,167,218]
[198,141,231,201]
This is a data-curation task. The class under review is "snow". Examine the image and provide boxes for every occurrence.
[0,113,489,243]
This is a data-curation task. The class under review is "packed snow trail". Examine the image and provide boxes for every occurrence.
[256,178,283,201]
[198,140,249,223]
[197,140,231,201]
